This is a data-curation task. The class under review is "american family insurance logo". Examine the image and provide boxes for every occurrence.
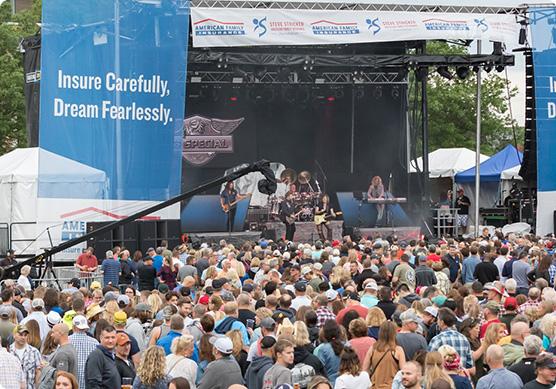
[311,20,360,35]
[423,18,470,31]
[194,18,246,36]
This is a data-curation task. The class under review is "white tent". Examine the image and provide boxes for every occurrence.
[0,148,108,254]
[410,148,490,178]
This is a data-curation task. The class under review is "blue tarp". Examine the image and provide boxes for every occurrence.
[455,144,523,183]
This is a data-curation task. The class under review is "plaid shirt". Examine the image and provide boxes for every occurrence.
[70,332,99,389]
[316,307,336,327]
[0,347,25,389]
[428,328,474,369]
[9,343,42,389]
[518,299,541,315]
[549,264,556,286]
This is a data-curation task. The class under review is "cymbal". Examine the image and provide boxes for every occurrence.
[298,171,311,184]
[280,168,297,184]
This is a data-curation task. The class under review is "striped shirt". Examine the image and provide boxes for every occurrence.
[0,348,25,389]
[9,344,41,389]
[70,332,99,389]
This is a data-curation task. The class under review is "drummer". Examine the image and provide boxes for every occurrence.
[298,171,314,193]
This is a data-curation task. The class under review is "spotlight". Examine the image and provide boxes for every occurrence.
[495,64,505,72]
[326,96,335,102]
[483,63,493,73]
[456,66,470,80]
[437,66,453,80]
[415,67,428,82]
[373,86,383,99]
[354,86,365,99]
[519,21,527,45]
[229,96,238,102]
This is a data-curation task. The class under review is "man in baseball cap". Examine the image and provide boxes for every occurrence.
[197,336,244,388]
[529,353,556,388]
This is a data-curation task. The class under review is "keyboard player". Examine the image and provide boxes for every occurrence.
[367,176,386,226]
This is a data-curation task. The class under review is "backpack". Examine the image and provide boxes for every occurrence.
[291,362,316,389]
[38,364,57,389]
[214,316,239,334]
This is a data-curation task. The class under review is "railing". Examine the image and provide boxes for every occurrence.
[33,266,103,290]
[432,207,460,238]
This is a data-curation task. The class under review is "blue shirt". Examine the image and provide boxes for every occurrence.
[215,317,251,346]
[156,330,182,355]
[461,256,481,284]
[153,255,164,273]
[101,258,120,286]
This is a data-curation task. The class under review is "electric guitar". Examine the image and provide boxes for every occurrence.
[314,211,343,225]
[222,193,251,213]
[285,210,303,225]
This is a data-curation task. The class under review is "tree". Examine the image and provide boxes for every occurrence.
[425,41,523,156]
[0,0,41,155]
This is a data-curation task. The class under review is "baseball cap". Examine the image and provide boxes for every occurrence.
[46,311,62,327]
[400,309,420,324]
[424,306,438,318]
[504,297,518,310]
[484,301,501,314]
[210,336,234,354]
[0,305,11,319]
[294,282,307,292]
[313,262,323,271]
[72,315,90,330]
[325,289,339,301]
[114,311,128,325]
[116,332,131,346]
[301,267,312,276]
[212,278,229,290]
[158,284,169,294]
[260,336,277,349]
[364,279,378,290]
[162,305,175,319]
[90,281,102,290]
[104,291,118,302]
[117,295,130,306]
[199,295,210,305]
[342,290,360,301]
[134,303,151,312]
[432,295,447,307]
[242,283,254,293]
[260,317,276,330]
[147,247,155,253]
[70,278,80,288]
[31,298,44,309]
[536,353,556,369]
[13,324,29,334]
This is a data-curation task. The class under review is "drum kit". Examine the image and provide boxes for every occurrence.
[268,168,321,222]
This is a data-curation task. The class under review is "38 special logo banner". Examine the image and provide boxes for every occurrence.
[530,7,556,236]
[191,8,518,47]
[39,0,189,201]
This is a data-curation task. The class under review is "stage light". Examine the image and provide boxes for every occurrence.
[415,67,428,82]
[483,63,493,73]
[326,96,335,102]
[437,66,453,80]
[456,66,470,80]
[229,96,238,102]
[373,86,383,99]
[519,21,527,45]
[334,88,344,99]
[496,64,505,72]
[354,86,365,99]
[391,86,400,99]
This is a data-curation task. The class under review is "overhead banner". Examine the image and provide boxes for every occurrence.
[191,8,518,47]
[530,7,556,235]
[39,0,189,202]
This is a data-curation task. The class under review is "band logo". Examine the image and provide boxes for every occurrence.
[474,18,489,32]
[61,220,86,241]
[423,18,470,31]
[182,116,244,166]
[366,18,381,35]
[311,20,360,35]
[193,18,246,36]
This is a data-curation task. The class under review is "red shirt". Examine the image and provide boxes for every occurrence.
[336,304,369,325]
[427,254,442,263]
[480,318,501,339]
[76,253,98,270]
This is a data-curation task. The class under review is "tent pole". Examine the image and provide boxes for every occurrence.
[475,41,482,237]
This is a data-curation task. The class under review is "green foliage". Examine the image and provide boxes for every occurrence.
[425,41,523,156]
[0,0,41,155]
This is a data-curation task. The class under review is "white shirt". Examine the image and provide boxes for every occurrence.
[291,295,312,311]
[494,256,508,281]
[16,276,31,292]
[166,354,198,389]
[334,372,371,389]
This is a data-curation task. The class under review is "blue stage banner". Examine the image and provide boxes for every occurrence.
[39,0,189,201]
[530,7,556,234]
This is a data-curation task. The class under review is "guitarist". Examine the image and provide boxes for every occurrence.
[315,194,335,242]
[220,181,248,233]
[280,191,297,241]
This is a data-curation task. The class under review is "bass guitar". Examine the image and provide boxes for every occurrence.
[285,210,303,225]
[314,211,343,225]
[222,193,251,213]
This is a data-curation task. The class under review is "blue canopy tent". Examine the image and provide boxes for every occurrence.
[454,145,522,227]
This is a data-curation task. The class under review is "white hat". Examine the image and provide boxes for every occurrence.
[46,311,62,327]
[301,267,312,276]
[210,336,234,354]
[72,315,90,330]
[31,298,44,309]
[313,262,323,271]
[364,279,378,290]
[325,289,339,301]
[424,306,438,318]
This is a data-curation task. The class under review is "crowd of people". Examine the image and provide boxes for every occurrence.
[1,232,556,389]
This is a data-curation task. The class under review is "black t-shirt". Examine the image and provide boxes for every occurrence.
[474,261,499,285]
[457,195,471,215]
[137,264,157,291]
[508,357,536,386]
[524,380,554,389]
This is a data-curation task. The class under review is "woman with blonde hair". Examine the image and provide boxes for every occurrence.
[539,314,556,350]
[365,307,386,340]
[462,295,480,320]
[226,329,249,375]
[482,322,507,349]
[277,317,295,338]
[437,345,473,389]
[166,335,197,389]
[147,293,164,317]
[423,351,455,389]
[133,345,171,388]
[102,300,119,324]
[25,319,42,350]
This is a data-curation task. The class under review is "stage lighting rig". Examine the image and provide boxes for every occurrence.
[437,66,453,80]
[456,66,470,80]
